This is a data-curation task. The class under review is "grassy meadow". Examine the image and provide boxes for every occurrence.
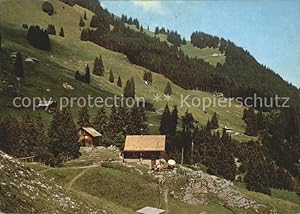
[0,0,253,141]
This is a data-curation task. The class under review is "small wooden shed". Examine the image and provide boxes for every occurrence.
[123,135,166,161]
[77,127,102,146]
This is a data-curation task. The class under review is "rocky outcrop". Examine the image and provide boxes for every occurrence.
[178,167,277,213]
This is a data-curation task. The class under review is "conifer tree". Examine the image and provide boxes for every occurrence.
[123,78,135,98]
[74,70,81,81]
[245,107,258,136]
[117,76,122,87]
[181,110,195,163]
[49,107,80,165]
[206,119,211,132]
[242,108,249,121]
[107,105,129,146]
[257,110,265,131]
[130,77,135,98]
[164,82,172,95]
[84,11,87,20]
[59,27,64,37]
[80,29,89,41]
[27,25,51,51]
[14,113,51,162]
[159,104,171,135]
[18,112,38,157]
[170,105,178,136]
[127,105,148,135]
[143,70,153,85]
[109,70,114,83]
[215,143,236,180]
[143,70,147,81]
[148,71,152,85]
[79,16,85,27]
[33,115,53,163]
[92,107,108,134]
[83,64,90,84]
[93,56,104,76]
[15,52,24,78]
[244,160,271,195]
[47,24,56,35]
[210,112,219,129]
[77,106,90,127]
[0,115,21,156]
[221,128,230,144]
[182,110,195,133]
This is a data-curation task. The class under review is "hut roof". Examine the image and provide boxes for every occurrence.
[124,135,166,152]
[136,206,165,214]
[81,127,102,137]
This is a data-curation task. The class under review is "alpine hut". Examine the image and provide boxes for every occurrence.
[77,127,102,146]
[123,135,166,168]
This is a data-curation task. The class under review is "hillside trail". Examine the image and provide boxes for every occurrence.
[66,168,89,190]
[163,188,169,213]
[39,164,100,174]
[39,168,52,173]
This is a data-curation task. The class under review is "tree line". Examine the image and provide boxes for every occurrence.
[0,108,79,166]
[79,6,300,116]
[159,103,300,196]
[191,31,219,49]
[77,104,148,147]
[0,103,148,166]
[26,24,65,51]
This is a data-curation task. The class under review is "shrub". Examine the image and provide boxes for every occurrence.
[22,24,28,29]
[42,1,54,16]
[47,24,56,35]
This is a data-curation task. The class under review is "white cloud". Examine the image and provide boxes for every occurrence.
[131,0,163,13]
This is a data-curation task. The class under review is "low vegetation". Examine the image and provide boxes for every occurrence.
[0,0,299,212]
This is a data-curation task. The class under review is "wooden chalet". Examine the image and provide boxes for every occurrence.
[123,135,166,161]
[77,127,102,146]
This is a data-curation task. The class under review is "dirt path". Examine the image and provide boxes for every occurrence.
[66,168,89,190]
[163,188,169,213]
[39,168,52,173]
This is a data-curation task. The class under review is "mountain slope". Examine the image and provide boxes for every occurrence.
[0,0,251,141]
[27,147,300,213]
[0,150,106,213]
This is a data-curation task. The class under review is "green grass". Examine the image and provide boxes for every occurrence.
[27,150,300,214]
[41,167,86,186]
[63,148,120,167]
[234,182,300,214]
[169,196,232,214]
[125,24,225,66]
[180,42,226,66]
[39,164,136,214]
[0,0,253,141]
[25,162,50,172]
[73,165,160,211]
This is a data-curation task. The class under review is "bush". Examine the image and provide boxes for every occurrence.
[22,24,28,29]
[26,25,51,51]
[47,24,56,35]
[42,1,54,16]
